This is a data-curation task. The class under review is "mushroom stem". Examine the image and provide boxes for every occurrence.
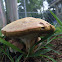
[20,33,39,52]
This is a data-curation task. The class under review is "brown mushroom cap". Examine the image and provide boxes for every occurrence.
[1,17,55,37]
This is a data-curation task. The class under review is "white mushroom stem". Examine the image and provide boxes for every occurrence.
[20,33,39,52]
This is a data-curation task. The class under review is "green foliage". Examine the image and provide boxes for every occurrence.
[26,0,43,12]
[18,0,43,18]
[18,0,20,3]
[0,48,14,62]
[18,0,43,12]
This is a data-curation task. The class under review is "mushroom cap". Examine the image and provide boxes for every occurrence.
[1,17,55,37]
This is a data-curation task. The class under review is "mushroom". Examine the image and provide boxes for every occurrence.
[1,17,55,52]
[8,38,24,52]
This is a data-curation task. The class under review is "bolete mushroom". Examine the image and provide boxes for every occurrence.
[1,17,55,52]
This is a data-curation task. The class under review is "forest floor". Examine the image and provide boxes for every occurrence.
[47,38,62,62]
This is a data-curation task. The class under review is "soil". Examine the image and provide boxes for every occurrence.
[48,38,62,62]
[44,37,62,62]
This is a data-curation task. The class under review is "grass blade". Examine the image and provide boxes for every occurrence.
[15,54,23,62]
[40,55,57,62]
[49,10,62,26]
[47,36,56,44]
[45,47,61,55]
[30,33,54,53]
[0,38,24,54]
[30,49,52,57]
[0,48,14,62]
[47,35,62,45]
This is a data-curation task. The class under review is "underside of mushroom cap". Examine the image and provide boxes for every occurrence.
[1,17,55,37]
